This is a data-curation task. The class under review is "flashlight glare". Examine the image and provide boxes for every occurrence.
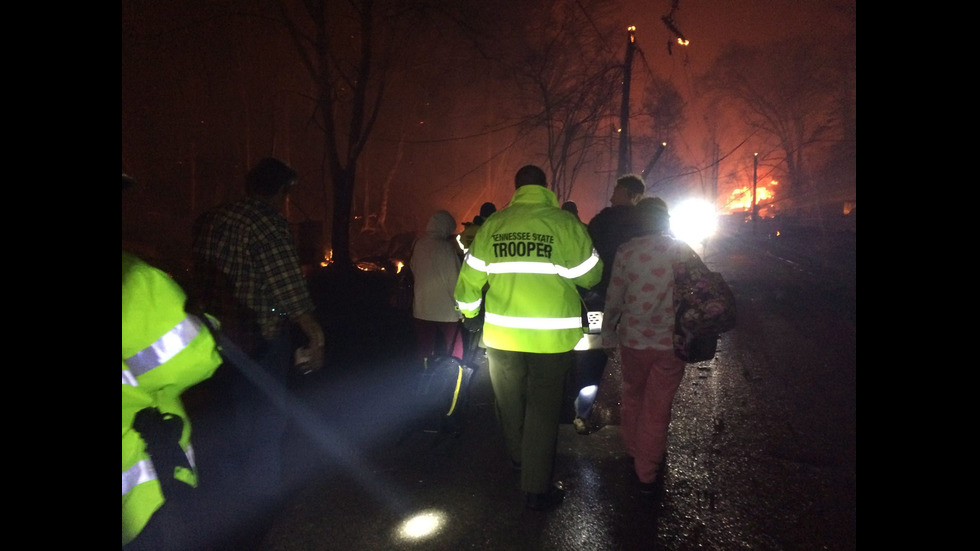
[395,509,447,542]
[671,199,718,247]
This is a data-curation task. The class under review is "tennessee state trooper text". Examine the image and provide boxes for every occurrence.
[490,232,555,258]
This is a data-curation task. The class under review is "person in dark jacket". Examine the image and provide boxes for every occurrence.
[573,174,645,434]
[585,175,645,304]
[457,201,497,254]
[561,200,581,222]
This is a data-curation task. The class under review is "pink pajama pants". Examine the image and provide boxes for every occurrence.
[618,346,686,484]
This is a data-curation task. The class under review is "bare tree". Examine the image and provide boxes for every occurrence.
[274,0,434,269]
[633,74,687,195]
[451,0,621,203]
[515,1,621,203]
[698,37,847,207]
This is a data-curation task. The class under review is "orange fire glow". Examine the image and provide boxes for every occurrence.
[728,180,778,214]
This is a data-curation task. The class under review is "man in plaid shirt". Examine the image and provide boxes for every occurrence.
[191,157,325,522]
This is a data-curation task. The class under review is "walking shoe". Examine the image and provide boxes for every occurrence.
[525,482,565,511]
[572,417,590,435]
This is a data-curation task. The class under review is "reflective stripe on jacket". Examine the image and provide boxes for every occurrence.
[454,185,602,353]
[122,251,222,545]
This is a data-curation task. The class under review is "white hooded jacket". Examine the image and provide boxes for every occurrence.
[410,210,462,322]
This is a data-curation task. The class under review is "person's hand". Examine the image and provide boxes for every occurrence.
[295,342,326,375]
[462,316,483,333]
[293,312,325,374]
[306,342,325,373]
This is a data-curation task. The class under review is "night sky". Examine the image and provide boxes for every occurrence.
[122,0,855,269]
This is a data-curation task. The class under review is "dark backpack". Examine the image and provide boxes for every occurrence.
[673,252,736,362]
[415,353,474,435]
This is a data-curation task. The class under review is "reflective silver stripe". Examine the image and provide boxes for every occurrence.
[476,249,600,279]
[122,370,139,387]
[124,315,203,377]
[185,444,196,469]
[457,298,482,311]
[121,445,195,497]
[122,458,157,497]
[465,254,487,272]
[485,312,583,330]
[561,250,601,279]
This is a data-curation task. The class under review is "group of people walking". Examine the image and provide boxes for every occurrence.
[122,156,706,548]
[411,165,701,510]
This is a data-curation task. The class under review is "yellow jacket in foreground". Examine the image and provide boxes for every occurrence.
[122,251,222,545]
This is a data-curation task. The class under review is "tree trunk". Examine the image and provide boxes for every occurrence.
[330,168,356,270]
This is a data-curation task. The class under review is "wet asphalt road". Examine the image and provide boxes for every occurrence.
[183,230,856,550]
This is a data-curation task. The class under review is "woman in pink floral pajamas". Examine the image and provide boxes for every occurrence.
[600,197,705,496]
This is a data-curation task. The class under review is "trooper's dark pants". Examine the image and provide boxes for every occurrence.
[486,347,573,494]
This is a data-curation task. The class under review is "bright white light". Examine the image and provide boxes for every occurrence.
[670,199,718,247]
[395,509,447,542]
[577,385,598,401]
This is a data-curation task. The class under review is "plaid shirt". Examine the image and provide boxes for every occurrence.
[192,197,315,342]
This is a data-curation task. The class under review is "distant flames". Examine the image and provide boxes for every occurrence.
[728,180,778,216]
[318,250,405,274]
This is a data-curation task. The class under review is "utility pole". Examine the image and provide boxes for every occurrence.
[640,141,667,178]
[752,152,759,232]
[617,26,636,177]
[617,8,687,180]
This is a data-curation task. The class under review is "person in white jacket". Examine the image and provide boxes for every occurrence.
[410,210,464,361]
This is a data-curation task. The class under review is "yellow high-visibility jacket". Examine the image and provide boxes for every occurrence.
[454,185,602,353]
[122,251,222,545]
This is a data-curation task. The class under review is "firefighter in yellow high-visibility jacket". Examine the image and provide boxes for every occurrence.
[122,175,222,549]
[454,165,602,512]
